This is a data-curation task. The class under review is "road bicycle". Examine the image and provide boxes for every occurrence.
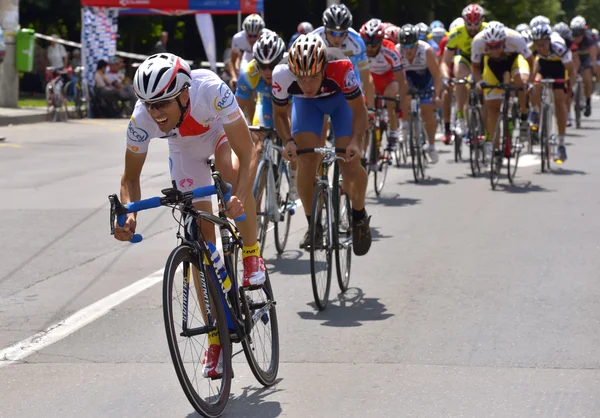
[63,66,89,119]
[250,126,296,254]
[296,146,352,311]
[454,78,487,176]
[108,170,279,418]
[407,88,435,183]
[535,78,565,172]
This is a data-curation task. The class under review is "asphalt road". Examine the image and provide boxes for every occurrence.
[1,114,599,418]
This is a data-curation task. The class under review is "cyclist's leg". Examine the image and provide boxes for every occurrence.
[292,96,326,246]
[511,54,530,113]
[329,93,371,256]
[551,63,569,159]
[482,56,504,154]
[383,78,400,145]
[454,55,471,135]
[580,54,593,115]
[530,58,542,125]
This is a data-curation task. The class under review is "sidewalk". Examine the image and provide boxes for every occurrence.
[0,107,48,126]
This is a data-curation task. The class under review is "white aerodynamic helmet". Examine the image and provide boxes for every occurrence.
[482,21,507,43]
[243,13,265,36]
[450,17,465,31]
[253,32,286,65]
[133,53,191,102]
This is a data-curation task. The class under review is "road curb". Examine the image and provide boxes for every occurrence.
[0,112,48,127]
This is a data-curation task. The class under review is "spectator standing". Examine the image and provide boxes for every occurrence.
[154,31,168,54]
[46,34,69,68]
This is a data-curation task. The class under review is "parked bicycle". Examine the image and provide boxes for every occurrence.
[108,170,279,418]
[63,66,89,119]
[45,66,71,122]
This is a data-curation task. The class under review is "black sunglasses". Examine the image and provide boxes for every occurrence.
[257,61,278,71]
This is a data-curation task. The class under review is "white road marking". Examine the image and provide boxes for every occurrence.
[0,269,164,367]
[0,196,302,367]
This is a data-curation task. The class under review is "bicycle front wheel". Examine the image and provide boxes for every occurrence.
[310,183,332,310]
[273,160,292,254]
[507,104,521,184]
[490,116,503,190]
[163,245,233,418]
[409,116,421,183]
[575,82,582,129]
[468,107,482,177]
[540,106,551,173]
[253,160,270,253]
[333,164,352,292]
[233,247,280,386]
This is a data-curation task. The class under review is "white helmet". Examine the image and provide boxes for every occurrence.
[243,13,265,36]
[253,32,286,65]
[530,15,550,28]
[482,21,507,43]
[450,17,464,31]
[570,15,587,34]
[133,53,191,102]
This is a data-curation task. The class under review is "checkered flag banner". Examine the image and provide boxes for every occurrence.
[81,6,119,113]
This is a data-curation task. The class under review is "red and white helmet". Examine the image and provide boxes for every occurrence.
[385,25,400,43]
[133,53,191,102]
[462,4,485,26]
[360,18,386,42]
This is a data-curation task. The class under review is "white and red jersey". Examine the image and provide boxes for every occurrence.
[126,69,244,200]
[271,58,362,106]
[368,39,403,75]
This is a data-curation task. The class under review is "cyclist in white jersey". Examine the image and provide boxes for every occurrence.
[397,25,443,163]
[229,14,273,87]
[115,54,266,378]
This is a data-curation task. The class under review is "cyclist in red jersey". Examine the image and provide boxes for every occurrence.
[360,19,407,148]
[272,34,371,255]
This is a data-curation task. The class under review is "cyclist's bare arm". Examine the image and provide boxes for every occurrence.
[121,150,146,210]
[441,48,456,79]
[426,48,443,98]
[235,96,251,117]
[471,61,483,84]
[360,67,375,108]
[228,49,241,83]
[565,61,576,90]
[394,68,408,98]
[525,55,536,84]
[347,95,368,145]
[274,102,292,141]
[223,117,255,204]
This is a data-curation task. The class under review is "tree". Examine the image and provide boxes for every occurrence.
[576,0,600,27]
[481,0,563,27]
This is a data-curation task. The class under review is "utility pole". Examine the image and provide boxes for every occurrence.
[0,0,19,108]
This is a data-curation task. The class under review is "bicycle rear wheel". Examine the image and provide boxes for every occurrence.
[310,183,332,310]
[333,164,352,293]
[454,130,462,162]
[273,160,292,254]
[374,131,390,196]
[252,161,270,253]
[163,245,232,418]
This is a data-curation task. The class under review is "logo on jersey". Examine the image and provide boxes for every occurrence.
[213,82,234,111]
[127,119,149,143]
[273,82,282,93]
[344,69,358,90]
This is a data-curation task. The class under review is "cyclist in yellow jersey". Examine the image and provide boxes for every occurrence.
[471,22,535,160]
[442,4,487,139]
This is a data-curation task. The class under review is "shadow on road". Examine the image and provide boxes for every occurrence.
[546,167,588,176]
[370,226,393,243]
[495,181,553,194]
[367,193,421,207]
[185,382,284,418]
[266,250,309,276]
[297,287,394,327]
[408,176,453,186]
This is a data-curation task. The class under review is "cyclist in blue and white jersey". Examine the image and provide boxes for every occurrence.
[311,4,372,97]
[416,22,439,55]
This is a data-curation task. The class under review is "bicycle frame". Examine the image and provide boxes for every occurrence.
[250,126,293,223]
